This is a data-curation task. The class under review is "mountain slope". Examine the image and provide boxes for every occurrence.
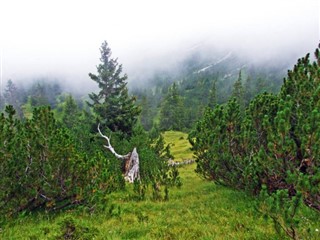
[133,47,291,130]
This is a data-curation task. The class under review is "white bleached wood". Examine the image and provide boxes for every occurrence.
[97,124,140,183]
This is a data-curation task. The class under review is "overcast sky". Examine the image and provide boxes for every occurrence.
[0,0,319,91]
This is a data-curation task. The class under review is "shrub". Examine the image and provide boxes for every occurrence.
[191,45,320,210]
[0,106,124,219]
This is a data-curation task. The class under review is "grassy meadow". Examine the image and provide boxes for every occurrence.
[162,131,194,161]
[1,131,318,239]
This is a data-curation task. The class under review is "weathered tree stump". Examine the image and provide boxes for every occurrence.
[98,124,140,183]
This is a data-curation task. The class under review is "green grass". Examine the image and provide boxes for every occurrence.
[162,131,194,161]
[1,164,279,240]
[1,131,318,239]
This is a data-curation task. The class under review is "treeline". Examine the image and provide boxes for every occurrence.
[190,45,320,225]
[0,79,65,118]
[0,41,180,220]
[134,54,286,132]
[0,53,285,134]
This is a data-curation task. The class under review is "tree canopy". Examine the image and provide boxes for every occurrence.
[88,41,140,135]
[160,82,185,131]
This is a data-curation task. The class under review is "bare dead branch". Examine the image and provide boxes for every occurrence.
[97,123,128,159]
[97,123,140,183]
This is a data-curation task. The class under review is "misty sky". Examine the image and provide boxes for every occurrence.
[0,0,319,92]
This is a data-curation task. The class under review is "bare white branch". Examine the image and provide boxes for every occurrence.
[97,123,140,183]
[97,123,127,159]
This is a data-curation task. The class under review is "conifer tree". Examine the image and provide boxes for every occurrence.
[159,82,185,130]
[255,76,267,95]
[208,80,217,108]
[0,106,125,216]
[0,93,4,111]
[139,94,154,131]
[88,41,140,135]
[4,79,23,118]
[192,44,320,214]
[29,83,49,107]
[244,76,253,105]
[232,71,245,108]
[62,95,80,129]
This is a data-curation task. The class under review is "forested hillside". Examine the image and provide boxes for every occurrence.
[132,49,291,131]
[0,42,319,239]
[0,48,289,132]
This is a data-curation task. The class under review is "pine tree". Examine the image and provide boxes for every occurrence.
[29,83,49,107]
[159,82,185,131]
[255,76,267,95]
[60,95,96,154]
[62,94,80,129]
[88,41,140,135]
[0,92,4,111]
[4,79,23,118]
[232,71,245,108]
[244,76,253,106]
[0,106,125,216]
[208,80,217,108]
[192,44,320,214]
[4,80,18,106]
[139,94,153,131]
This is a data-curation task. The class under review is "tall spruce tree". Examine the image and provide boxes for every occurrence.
[62,94,80,129]
[139,94,153,131]
[88,41,140,135]
[160,82,185,131]
[232,70,245,109]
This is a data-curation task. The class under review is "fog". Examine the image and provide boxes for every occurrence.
[0,0,319,93]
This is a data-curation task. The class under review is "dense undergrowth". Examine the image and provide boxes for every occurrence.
[0,107,180,223]
[1,131,319,239]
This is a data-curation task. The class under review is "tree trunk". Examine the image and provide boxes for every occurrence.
[124,147,140,183]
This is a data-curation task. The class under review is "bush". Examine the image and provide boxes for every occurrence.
[0,106,124,219]
[107,124,181,201]
[191,45,320,238]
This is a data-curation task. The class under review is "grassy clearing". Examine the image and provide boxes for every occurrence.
[2,131,318,239]
[162,131,193,161]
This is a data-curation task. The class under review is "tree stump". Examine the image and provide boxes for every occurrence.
[98,124,140,183]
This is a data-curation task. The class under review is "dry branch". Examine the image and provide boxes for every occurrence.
[97,124,140,183]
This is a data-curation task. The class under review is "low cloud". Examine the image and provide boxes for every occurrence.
[0,0,318,93]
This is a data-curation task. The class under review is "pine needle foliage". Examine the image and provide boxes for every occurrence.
[191,45,320,238]
[88,41,140,136]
